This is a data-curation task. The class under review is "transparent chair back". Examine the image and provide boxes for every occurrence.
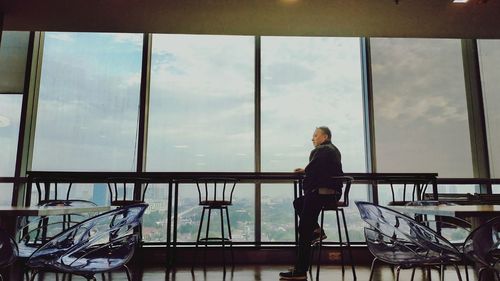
[27,203,148,279]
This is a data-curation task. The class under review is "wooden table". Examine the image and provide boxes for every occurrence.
[392,204,500,228]
[0,205,111,236]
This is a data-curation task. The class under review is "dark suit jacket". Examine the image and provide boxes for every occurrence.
[302,140,344,193]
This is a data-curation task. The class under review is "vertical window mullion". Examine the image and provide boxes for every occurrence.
[254,35,261,246]
[361,37,378,204]
[461,39,491,194]
[135,33,152,200]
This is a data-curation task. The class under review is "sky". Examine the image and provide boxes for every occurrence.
[28,33,367,175]
[478,40,500,178]
[371,38,474,178]
[0,31,29,176]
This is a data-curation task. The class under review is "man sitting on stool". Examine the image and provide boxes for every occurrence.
[280,126,344,280]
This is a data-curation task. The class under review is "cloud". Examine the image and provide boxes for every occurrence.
[111,33,143,47]
[370,38,473,177]
[377,95,466,125]
[0,115,10,128]
[123,74,141,88]
[46,33,75,42]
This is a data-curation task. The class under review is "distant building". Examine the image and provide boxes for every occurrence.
[92,183,109,205]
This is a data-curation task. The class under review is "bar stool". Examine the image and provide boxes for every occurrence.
[192,178,238,271]
[313,176,356,281]
[106,177,151,250]
[387,178,429,206]
[106,177,151,206]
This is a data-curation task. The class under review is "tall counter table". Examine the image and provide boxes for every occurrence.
[0,205,111,237]
[24,171,438,267]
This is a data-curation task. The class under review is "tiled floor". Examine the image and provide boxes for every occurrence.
[10,265,475,281]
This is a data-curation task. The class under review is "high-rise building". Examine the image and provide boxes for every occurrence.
[92,183,108,206]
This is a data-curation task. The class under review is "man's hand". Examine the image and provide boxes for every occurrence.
[294,168,305,173]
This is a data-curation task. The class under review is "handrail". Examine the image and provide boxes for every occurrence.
[25,171,438,185]
[0,177,27,184]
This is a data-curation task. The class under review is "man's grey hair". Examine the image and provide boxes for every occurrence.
[317,126,332,140]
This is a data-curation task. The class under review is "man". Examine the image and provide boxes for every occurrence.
[279,126,344,280]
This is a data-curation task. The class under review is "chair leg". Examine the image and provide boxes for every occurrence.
[396,266,402,281]
[368,258,378,281]
[464,264,469,281]
[124,264,133,281]
[219,207,226,272]
[192,207,206,270]
[204,208,212,268]
[478,267,485,281]
[309,245,315,273]
[452,264,463,281]
[225,207,235,268]
[340,208,356,280]
[29,270,38,281]
[440,265,444,281]
[316,209,325,281]
[410,267,416,281]
[335,209,345,275]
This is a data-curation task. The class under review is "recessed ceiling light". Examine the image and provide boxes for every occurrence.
[453,0,468,3]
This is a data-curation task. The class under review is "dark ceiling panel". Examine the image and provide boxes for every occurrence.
[1,0,500,38]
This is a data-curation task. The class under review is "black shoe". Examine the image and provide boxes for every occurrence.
[311,230,327,246]
[279,269,307,280]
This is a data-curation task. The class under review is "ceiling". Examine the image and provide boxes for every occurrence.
[1,0,500,38]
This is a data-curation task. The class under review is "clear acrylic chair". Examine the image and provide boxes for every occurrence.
[26,203,148,281]
[0,227,18,281]
[463,216,500,281]
[356,201,464,281]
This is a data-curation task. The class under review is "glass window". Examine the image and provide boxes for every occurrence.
[147,34,254,172]
[146,34,255,242]
[0,95,22,176]
[0,31,30,93]
[493,185,500,194]
[371,38,473,178]
[31,32,143,171]
[478,40,500,177]
[0,184,13,206]
[261,37,368,242]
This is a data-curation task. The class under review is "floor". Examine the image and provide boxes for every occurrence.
[11,265,476,281]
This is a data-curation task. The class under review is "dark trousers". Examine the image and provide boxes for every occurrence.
[293,191,340,272]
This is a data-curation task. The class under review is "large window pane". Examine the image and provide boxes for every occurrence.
[146,34,255,242]
[32,32,143,171]
[0,31,29,93]
[0,95,22,176]
[147,34,254,172]
[143,184,255,244]
[478,40,500,177]
[371,38,473,178]
[0,184,13,206]
[261,37,367,242]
